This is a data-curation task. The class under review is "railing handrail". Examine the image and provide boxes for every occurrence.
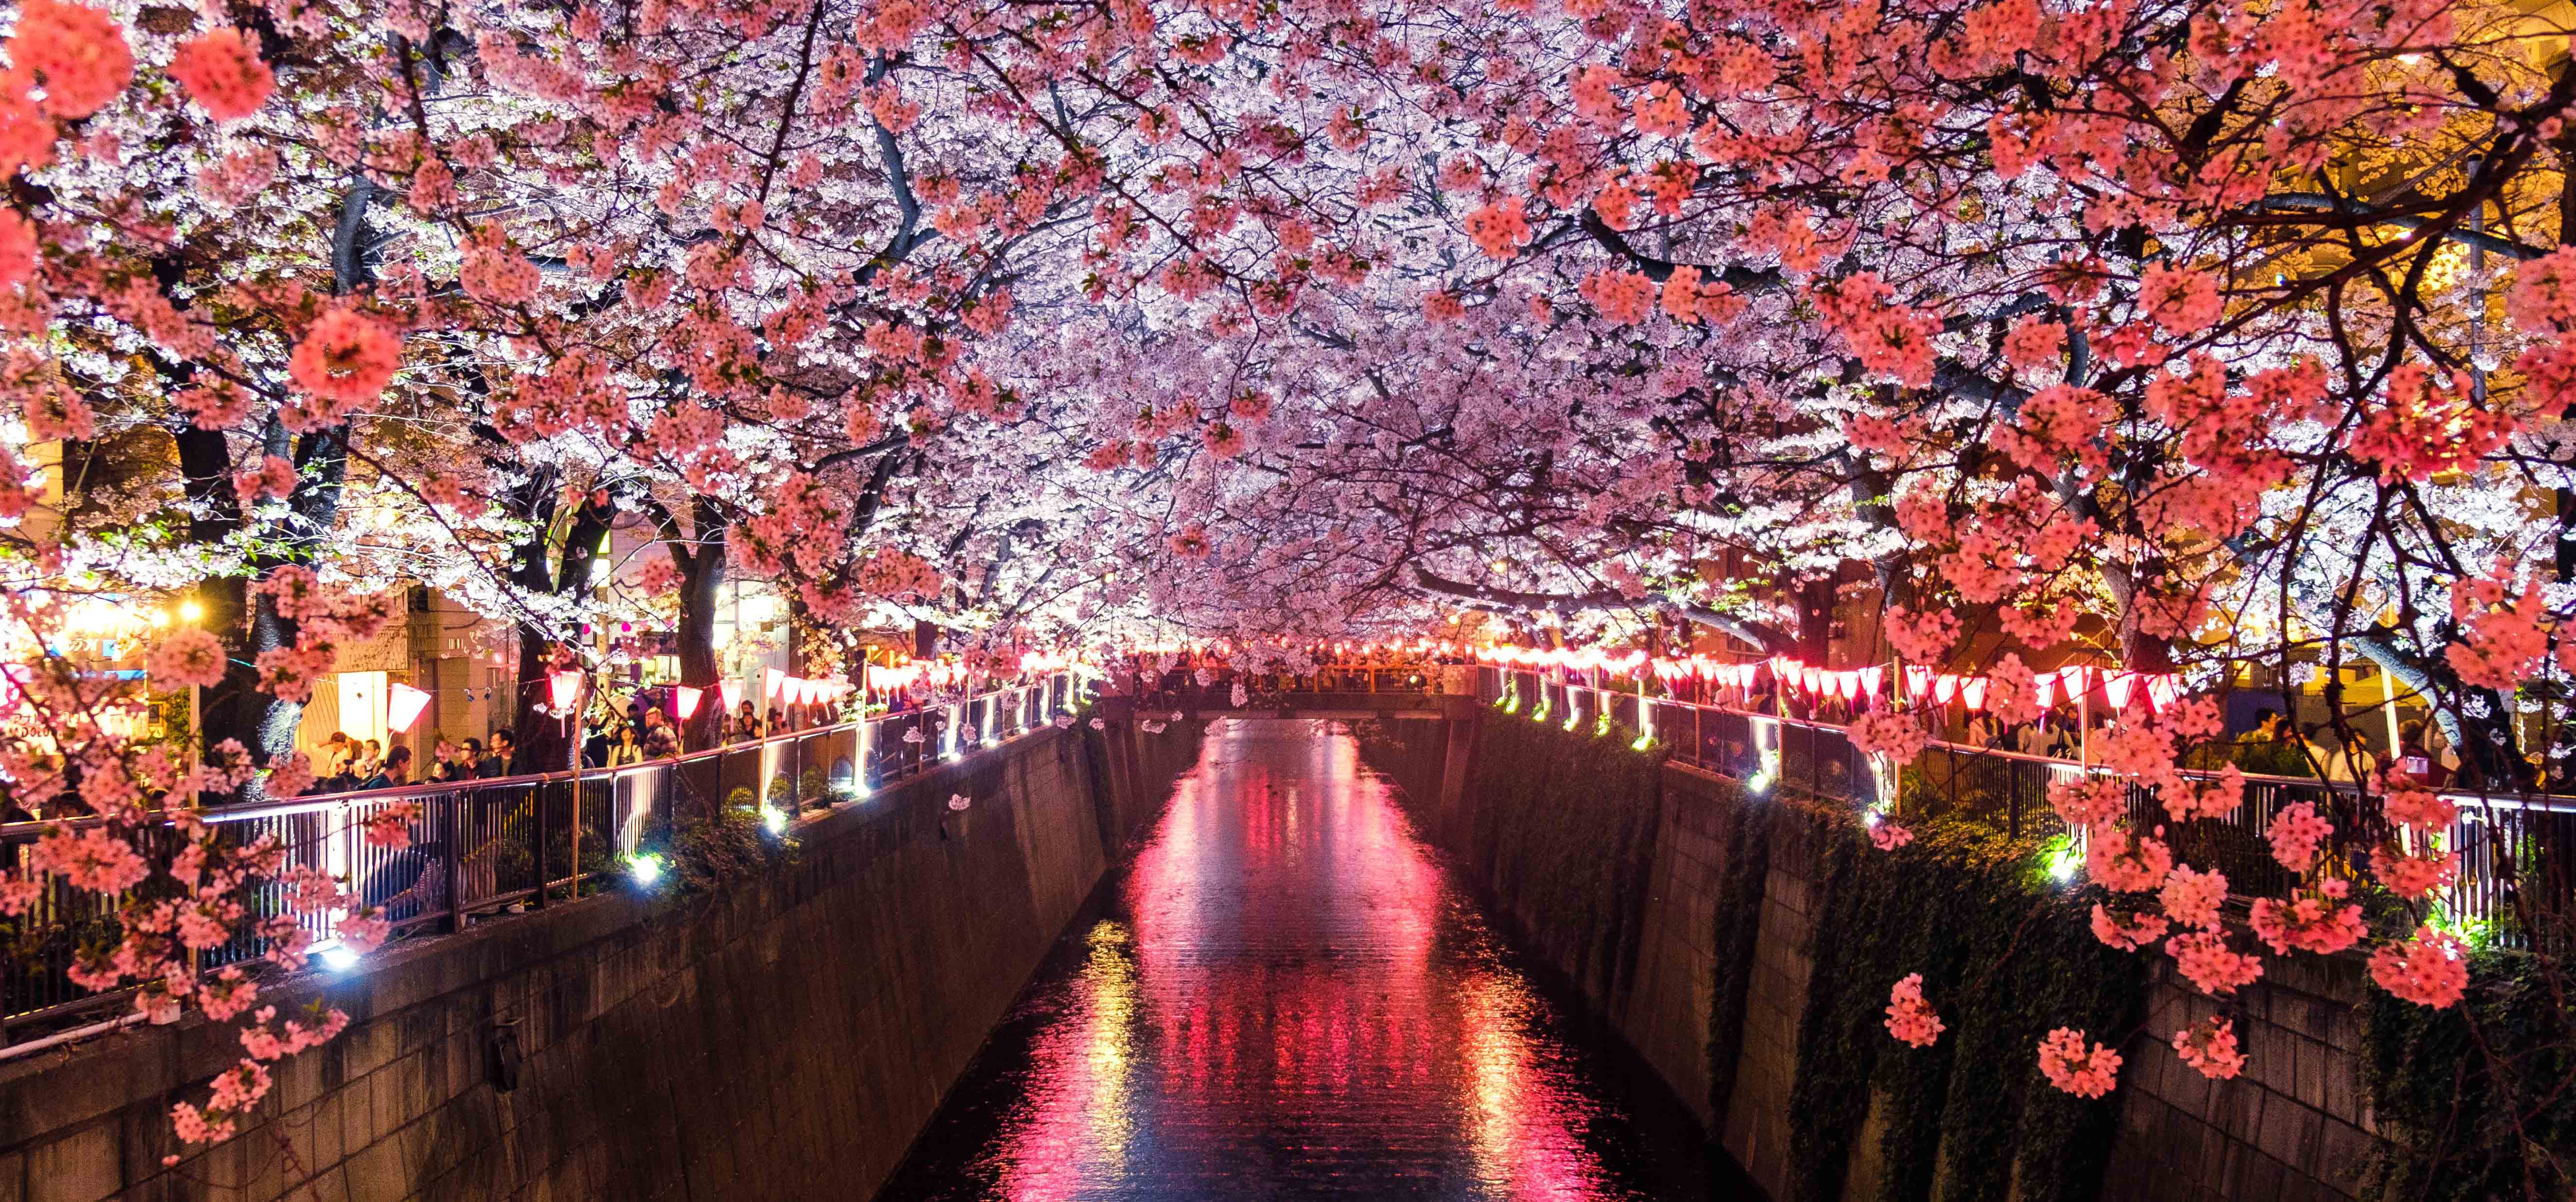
[1467,664,2576,813]
[0,671,1087,1046]
[0,673,1074,838]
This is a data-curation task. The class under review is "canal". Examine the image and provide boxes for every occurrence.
[878,718,1737,1201]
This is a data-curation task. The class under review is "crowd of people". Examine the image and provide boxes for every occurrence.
[295,689,854,796]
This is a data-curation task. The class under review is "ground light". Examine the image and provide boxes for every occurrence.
[762,806,788,835]
[629,853,667,887]
[316,942,361,972]
[1629,733,1654,752]
[2040,833,2082,884]
[1745,769,1772,794]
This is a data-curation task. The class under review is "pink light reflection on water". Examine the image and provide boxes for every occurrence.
[962,719,1679,1202]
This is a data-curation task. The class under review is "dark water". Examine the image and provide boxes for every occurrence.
[877,719,1734,1202]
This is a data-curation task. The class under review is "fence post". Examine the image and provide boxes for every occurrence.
[2008,765,2021,839]
[531,785,551,910]
[443,794,466,933]
[569,780,582,892]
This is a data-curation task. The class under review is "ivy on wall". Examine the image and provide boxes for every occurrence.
[1702,775,1773,1125]
[1357,711,1664,1006]
[1358,714,2148,1202]
[1782,810,2143,1202]
[2360,945,2574,1201]
[1463,713,1666,1000]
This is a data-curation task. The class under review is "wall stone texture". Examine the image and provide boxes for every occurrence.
[0,718,1206,1202]
[1363,708,2385,1202]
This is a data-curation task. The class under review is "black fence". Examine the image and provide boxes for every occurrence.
[0,673,1080,1047]
[1467,664,2573,951]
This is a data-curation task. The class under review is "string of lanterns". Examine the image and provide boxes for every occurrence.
[1474,646,2184,714]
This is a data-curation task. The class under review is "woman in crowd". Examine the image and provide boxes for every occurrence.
[606,720,645,767]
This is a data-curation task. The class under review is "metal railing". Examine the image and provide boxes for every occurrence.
[0,672,1083,1046]
[1466,664,2573,951]
[1118,665,1438,709]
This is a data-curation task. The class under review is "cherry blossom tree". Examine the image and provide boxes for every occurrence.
[8,0,2576,1178]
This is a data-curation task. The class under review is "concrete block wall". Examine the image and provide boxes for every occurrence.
[0,719,1204,1202]
[1717,826,1822,1199]
[2105,952,2378,1202]
[1383,714,2387,1202]
[1615,769,1728,1130]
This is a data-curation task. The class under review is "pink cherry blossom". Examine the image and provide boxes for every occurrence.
[287,310,402,409]
[167,29,275,122]
[2037,1028,2121,1098]
[2171,1016,2246,1081]
[147,627,230,691]
[1883,973,1945,1047]
[13,0,132,119]
[2368,926,2470,1009]
[2166,930,2264,995]
[2265,802,2333,874]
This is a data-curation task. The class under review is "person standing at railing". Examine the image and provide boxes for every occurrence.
[641,708,680,759]
[360,747,412,790]
[350,738,382,783]
[606,722,645,767]
[732,700,762,741]
[2394,721,2451,789]
[478,733,514,779]
[2312,728,2371,785]
[313,732,354,785]
[421,739,465,784]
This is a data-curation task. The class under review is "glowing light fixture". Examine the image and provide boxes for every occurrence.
[629,853,666,886]
[719,679,742,713]
[178,599,204,623]
[317,942,362,972]
[547,670,584,710]
[387,682,433,733]
[674,685,703,721]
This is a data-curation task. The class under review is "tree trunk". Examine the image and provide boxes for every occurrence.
[674,500,728,749]
[508,497,614,772]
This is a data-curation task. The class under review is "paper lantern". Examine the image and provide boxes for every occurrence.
[2146,673,2180,711]
[766,667,788,701]
[1835,670,1860,701]
[2059,664,2094,697]
[1960,677,1990,711]
[720,679,742,713]
[1858,665,1884,701]
[1933,674,1960,705]
[674,685,703,721]
[547,669,584,710]
[2103,671,2136,712]
[388,682,432,733]
[1904,665,1932,699]
[2030,671,2058,710]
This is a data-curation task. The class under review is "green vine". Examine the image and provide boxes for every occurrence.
[1784,808,2143,1202]
[1702,773,1773,1122]
[2360,946,2575,1201]
[1359,713,1664,1005]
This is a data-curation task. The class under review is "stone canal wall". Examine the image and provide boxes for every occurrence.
[0,718,1206,1202]
[1358,709,2384,1202]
